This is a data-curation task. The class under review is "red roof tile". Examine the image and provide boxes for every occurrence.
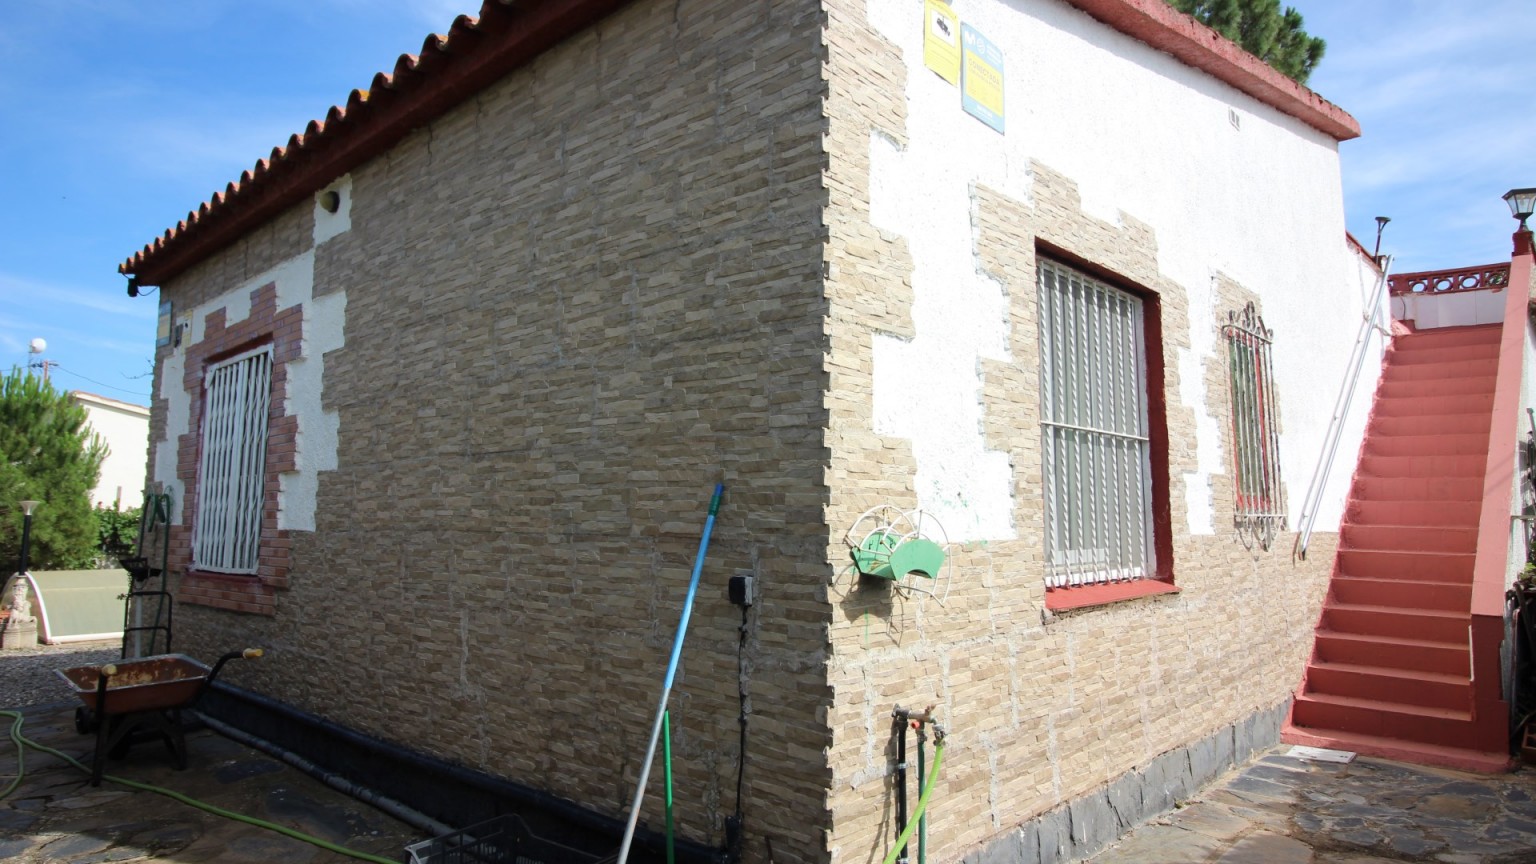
[121,0,633,285]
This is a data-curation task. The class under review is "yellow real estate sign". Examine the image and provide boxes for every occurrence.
[923,0,961,85]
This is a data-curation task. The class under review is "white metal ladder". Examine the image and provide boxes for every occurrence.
[1293,257,1392,561]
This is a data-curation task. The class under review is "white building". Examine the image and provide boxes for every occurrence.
[72,392,150,510]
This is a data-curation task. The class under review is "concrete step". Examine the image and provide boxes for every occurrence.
[1339,524,1478,555]
[1345,499,1481,527]
[1349,476,1482,503]
[1362,432,1491,458]
[1356,453,1488,480]
[1280,723,1511,774]
[1368,412,1491,438]
[1334,549,1474,583]
[1304,660,1471,712]
[1390,324,1501,352]
[1371,392,1494,418]
[1290,691,1475,749]
[1321,602,1470,643]
[1313,630,1468,676]
[1380,356,1499,382]
[1379,376,1495,400]
[1330,576,1471,611]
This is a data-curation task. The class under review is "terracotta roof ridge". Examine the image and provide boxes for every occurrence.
[121,0,631,284]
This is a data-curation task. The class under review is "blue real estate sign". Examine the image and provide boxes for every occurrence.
[961,23,1005,133]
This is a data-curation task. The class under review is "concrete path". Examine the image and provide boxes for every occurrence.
[1090,747,1536,864]
[7,665,1536,864]
[0,702,425,863]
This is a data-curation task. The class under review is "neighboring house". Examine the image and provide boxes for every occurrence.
[118,1,1508,861]
[71,391,150,510]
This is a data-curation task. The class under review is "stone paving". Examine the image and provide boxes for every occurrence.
[0,701,425,863]
[6,642,1536,864]
[1090,748,1536,864]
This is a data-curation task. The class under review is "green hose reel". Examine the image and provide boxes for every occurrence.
[844,505,951,601]
[851,530,946,581]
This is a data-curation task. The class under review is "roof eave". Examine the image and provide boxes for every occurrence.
[1064,0,1360,142]
[122,0,632,286]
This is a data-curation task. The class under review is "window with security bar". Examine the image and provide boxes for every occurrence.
[193,347,273,574]
[1223,302,1285,550]
[1038,259,1154,588]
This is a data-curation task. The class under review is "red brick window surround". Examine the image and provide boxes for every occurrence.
[172,282,302,616]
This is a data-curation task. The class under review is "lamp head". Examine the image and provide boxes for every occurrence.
[1504,187,1536,230]
[18,500,39,517]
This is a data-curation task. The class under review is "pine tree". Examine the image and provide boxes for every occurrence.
[0,369,106,571]
[1171,0,1326,85]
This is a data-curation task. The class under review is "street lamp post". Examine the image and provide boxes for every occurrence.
[16,500,39,575]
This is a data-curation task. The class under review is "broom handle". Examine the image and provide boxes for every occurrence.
[617,484,723,864]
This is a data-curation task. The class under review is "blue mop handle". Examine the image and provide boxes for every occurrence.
[659,484,722,691]
[617,483,724,864]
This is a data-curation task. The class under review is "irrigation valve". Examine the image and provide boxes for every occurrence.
[728,572,755,607]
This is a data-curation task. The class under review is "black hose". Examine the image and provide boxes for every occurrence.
[894,715,907,864]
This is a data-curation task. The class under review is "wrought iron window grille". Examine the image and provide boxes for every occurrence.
[1223,302,1286,551]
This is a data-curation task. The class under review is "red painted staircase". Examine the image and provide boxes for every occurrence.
[1283,323,1511,772]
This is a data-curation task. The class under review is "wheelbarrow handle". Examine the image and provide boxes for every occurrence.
[204,648,264,689]
[193,648,263,708]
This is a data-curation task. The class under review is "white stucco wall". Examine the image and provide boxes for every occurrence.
[866,0,1374,540]
[151,185,348,531]
[1392,287,1506,330]
[75,393,150,510]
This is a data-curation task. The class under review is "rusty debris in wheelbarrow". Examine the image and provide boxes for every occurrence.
[56,648,263,786]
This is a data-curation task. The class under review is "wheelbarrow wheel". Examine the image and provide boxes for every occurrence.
[75,707,97,735]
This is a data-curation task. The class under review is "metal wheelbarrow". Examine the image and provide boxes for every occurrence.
[57,649,262,786]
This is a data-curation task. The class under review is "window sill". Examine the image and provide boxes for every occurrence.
[179,570,276,616]
[1045,579,1179,611]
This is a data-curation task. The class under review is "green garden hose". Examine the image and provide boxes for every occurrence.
[882,737,945,864]
[1,709,398,864]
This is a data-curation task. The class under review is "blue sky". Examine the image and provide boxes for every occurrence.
[2,1,1532,407]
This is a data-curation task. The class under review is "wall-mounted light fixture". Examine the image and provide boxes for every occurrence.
[1505,187,1536,256]
[319,190,342,214]
[127,276,140,298]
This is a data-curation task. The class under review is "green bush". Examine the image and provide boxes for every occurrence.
[0,369,106,571]
[95,505,143,568]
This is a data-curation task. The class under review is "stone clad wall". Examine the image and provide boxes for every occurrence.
[156,0,834,858]
[818,1,1346,861]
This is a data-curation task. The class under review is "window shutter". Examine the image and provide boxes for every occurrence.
[1038,260,1153,587]
[193,348,272,573]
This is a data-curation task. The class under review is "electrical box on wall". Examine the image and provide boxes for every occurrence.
[728,573,755,607]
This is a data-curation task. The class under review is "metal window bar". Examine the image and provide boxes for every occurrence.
[192,348,272,573]
[1039,261,1152,587]
[1223,303,1285,550]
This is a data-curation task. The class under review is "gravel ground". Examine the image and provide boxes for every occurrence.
[0,639,120,710]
